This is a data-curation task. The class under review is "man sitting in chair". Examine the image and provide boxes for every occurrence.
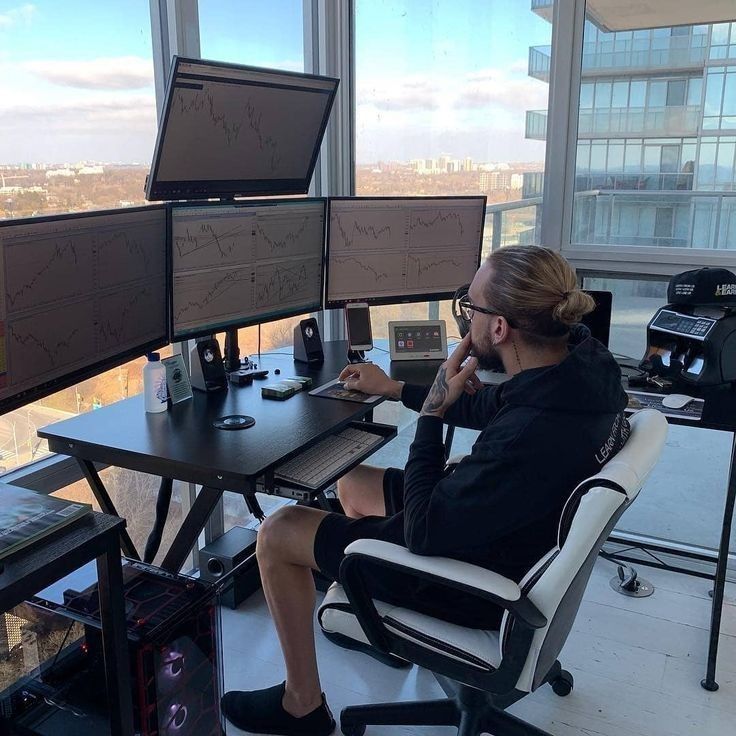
[221,246,630,736]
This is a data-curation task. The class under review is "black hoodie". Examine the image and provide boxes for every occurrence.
[362,329,630,627]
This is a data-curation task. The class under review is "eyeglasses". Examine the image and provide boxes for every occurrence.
[458,297,498,322]
[458,297,517,328]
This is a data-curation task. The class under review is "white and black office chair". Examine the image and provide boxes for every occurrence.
[318,409,667,736]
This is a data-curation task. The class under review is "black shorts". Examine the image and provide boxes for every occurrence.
[312,467,504,629]
[313,467,406,583]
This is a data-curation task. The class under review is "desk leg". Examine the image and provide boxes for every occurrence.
[702,431,736,691]
[96,535,134,736]
[78,459,140,560]
[161,485,223,572]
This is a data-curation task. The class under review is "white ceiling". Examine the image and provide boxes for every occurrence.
[586,0,736,31]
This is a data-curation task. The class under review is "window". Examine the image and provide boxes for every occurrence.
[354,0,553,335]
[198,0,304,71]
[0,1,160,473]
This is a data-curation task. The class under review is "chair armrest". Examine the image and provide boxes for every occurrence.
[344,540,522,603]
[340,540,547,633]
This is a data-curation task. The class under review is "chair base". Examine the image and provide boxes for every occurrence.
[340,688,556,736]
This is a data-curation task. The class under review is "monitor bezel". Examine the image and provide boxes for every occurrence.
[325,195,487,309]
[146,56,340,202]
[168,197,328,342]
[0,204,170,416]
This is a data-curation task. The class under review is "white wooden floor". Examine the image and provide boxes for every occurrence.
[220,560,736,736]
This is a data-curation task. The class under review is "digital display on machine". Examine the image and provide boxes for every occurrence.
[0,206,168,414]
[393,325,443,354]
[326,196,486,307]
[651,309,715,340]
[146,57,338,200]
[170,199,326,340]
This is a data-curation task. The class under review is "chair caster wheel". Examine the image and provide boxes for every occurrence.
[551,670,574,696]
[341,721,366,736]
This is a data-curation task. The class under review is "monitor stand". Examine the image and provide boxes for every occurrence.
[217,328,256,429]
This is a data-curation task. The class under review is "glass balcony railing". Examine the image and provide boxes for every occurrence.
[522,171,545,199]
[529,35,707,79]
[529,45,550,82]
[574,171,694,192]
[526,110,547,140]
[531,0,554,22]
[578,105,701,137]
[528,106,700,143]
[572,190,736,249]
[487,198,543,250]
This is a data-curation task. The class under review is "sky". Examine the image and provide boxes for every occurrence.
[0,0,551,165]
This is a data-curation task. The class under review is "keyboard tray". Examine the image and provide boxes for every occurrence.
[259,420,398,501]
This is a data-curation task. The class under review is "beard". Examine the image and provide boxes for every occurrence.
[471,340,506,372]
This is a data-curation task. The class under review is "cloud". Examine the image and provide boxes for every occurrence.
[0,94,157,132]
[0,3,36,28]
[358,66,547,116]
[21,56,153,90]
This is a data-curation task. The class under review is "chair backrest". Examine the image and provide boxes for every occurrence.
[499,409,668,693]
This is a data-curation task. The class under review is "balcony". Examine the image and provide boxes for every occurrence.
[572,190,736,249]
[487,198,543,249]
[525,110,547,141]
[577,105,701,137]
[574,171,695,193]
[531,0,554,23]
[529,45,551,82]
[523,171,545,199]
[529,35,707,80]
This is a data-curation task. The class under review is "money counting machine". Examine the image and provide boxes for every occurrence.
[641,268,736,388]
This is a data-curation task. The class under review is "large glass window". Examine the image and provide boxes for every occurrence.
[0,1,159,473]
[198,0,304,71]
[354,0,553,335]
[198,0,307,353]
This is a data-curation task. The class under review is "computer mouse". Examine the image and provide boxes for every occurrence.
[274,368,280,375]
[661,393,694,409]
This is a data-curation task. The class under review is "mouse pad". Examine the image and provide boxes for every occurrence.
[309,378,382,404]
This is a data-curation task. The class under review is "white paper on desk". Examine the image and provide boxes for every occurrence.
[308,378,382,404]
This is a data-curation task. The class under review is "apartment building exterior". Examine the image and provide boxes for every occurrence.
[525,1,736,251]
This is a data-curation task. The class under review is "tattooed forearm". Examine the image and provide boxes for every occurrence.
[421,366,448,416]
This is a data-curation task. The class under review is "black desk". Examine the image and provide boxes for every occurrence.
[38,341,388,573]
[0,509,133,736]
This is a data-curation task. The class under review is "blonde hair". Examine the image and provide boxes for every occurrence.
[484,245,595,344]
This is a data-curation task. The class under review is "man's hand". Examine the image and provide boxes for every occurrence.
[421,334,479,418]
[338,363,404,399]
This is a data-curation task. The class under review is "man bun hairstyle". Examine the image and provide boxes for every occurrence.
[484,245,595,344]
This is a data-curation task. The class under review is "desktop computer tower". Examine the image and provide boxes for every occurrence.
[2,561,221,736]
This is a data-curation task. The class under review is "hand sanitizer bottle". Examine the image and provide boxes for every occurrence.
[143,352,168,413]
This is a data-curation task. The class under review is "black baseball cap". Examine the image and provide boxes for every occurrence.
[668,267,736,306]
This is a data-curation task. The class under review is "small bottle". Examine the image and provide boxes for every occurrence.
[143,352,168,413]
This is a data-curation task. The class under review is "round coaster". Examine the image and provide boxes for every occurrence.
[213,414,256,430]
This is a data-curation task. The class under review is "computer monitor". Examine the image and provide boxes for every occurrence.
[325,196,486,308]
[582,289,613,347]
[0,206,168,414]
[170,198,327,341]
[146,56,339,201]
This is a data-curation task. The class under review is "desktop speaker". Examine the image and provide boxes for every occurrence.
[189,339,228,392]
[293,318,324,365]
[199,526,260,609]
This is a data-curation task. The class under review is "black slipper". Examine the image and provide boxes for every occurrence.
[221,681,335,735]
